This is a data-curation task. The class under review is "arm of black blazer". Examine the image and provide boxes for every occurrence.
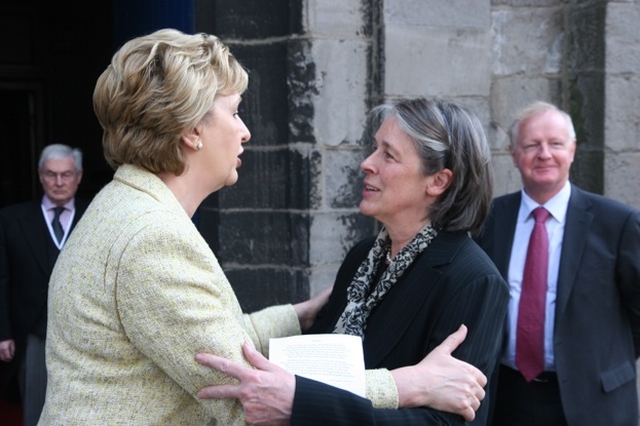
[617,208,640,357]
[291,376,464,426]
[434,273,509,380]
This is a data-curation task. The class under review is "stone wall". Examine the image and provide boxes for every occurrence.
[199,0,640,319]
[196,0,313,312]
[297,0,640,297]
[604,0,640,207]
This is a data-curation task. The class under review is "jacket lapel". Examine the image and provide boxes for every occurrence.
[363,232,460,367]
[555,185,592,321]
[491,193,520,277]
[17,202,51,275]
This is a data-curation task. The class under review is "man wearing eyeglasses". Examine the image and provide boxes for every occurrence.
[0,144,90,426]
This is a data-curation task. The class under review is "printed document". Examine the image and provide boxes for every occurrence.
[269,334,366,397]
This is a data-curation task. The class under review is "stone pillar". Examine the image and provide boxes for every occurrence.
[196,0,311,312]
[566,0,606,195]
[195,0,377,309]
[603,1,640,210]
[292,0,378,296]
[490,0,566,195]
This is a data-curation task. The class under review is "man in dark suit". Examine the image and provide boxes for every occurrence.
[475,101,640,425]
[0,144,90,426]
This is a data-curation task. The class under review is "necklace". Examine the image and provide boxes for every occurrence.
[386,249,393,264]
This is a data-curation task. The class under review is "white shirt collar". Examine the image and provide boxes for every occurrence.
[519,181,571,223]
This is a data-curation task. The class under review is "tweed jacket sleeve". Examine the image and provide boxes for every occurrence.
[114,211,300,418]
[243,305,301,355]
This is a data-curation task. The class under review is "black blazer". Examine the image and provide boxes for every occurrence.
[291,230,509,425]
[0,198,90,353]
[475,185,640,425]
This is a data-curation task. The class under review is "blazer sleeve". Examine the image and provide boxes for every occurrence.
[432,273,509,378]
[617,208,640,357]
[291,272,508,426]
[291,376,459,425]
[114,216,298,423]
[243,304,301,355]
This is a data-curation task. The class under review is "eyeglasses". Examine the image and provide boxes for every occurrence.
[42,170,77,182]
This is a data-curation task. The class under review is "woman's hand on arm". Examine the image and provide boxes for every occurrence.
[196,340,295,426]
[391,324,486,422]
[292,285,333,331]
[196,324,486,424]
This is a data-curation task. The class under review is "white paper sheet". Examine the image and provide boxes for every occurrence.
[269,334,366,397]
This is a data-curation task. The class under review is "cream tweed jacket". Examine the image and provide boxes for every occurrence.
[38,165,396,425]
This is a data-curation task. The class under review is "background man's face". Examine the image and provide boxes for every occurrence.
[39,157,82,205]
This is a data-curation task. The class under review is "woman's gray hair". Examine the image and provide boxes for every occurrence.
[369,98,493,236]
[38,143,83,172]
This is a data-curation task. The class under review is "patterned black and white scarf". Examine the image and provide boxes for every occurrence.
[333,223,438,338]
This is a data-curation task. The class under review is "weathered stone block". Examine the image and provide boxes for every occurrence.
[490,76,562,137]
[311,39,371,147]
[325,148,368,209]
[571,148,603,194]
[216,147,318,210]
[452,97,492,147]
[304,0,369,38]
[604,75,640,152]
[567,73,604,151]
[606,3,640,74]
[491,0,563,6]
[491,153,523,197]
[309,212,375,265]
[228,42,289,147]
[567,2,606,72]
[226,268,309,313]
[308,263,342,297]
[604,153,640,210]
[210,0,301,38]
[385,25,491,97]
[288,39,370,147]
[288,39,318,143]
[385,0,490,28]
[215,211,310,266]
[491,8,564,76]
[219,149,284,209]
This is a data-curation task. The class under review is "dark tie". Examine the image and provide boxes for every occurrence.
[516,207,550,381]
[52,206,65,244]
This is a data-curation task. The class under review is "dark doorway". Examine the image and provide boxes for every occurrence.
[0,0,116,207]
[0,86,43,207]
[0,0,201,207]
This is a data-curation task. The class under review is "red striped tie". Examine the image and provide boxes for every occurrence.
[516,207,550,381]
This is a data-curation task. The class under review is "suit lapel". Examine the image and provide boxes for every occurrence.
[17,202,52,275]
[491,193,520,277]
[363,232,459,367]
[16,199,90,276]
[555,186,592,320]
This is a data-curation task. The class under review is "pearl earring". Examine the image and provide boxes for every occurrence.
[196,140,203,150]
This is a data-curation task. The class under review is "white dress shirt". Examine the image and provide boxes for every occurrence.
[502,181,571,371]
[41,196,76,249]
